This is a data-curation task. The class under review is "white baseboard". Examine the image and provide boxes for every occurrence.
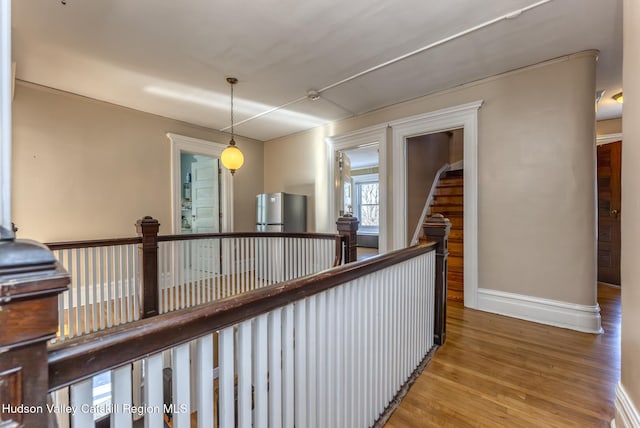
[476,288,603,334]
[615,382,640,428]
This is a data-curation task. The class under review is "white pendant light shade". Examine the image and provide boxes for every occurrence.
[221,140,244,174]
[220,76,244,175]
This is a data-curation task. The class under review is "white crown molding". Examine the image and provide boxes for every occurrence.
[390,100,482,309]
[597,133,623,146]
[477,288,603,333]
[614,382,640,428]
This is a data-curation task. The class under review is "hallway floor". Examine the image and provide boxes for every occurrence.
[385,284,620,427]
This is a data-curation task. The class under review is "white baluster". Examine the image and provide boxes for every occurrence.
[282,304,295,428]
[55,250,64,339]
[316,292,327,428]
[269,309,283,427]
[219,327,235,428]
[115,245,122,326]
[70,378,93,427]
[90,248,97,331]
[307,295,318,428]
[112,365,133,428]
[172,343,191,427]
[326,289,335,428]
[144,353,164,428]
[238,320,252,428]
[74,249,81,335]
[254,314,268,428]
[65,249,74,338]
[294,300,307,427]
[196,334,214,427]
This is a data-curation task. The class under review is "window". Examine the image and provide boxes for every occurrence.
[353,174,379,233]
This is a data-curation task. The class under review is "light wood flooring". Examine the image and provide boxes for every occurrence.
[386,283,620,427]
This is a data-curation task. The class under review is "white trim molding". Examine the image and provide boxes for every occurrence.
[167,133,233,233]
[326,124,388,252]
[597,133,623,146]
[614,383,640,428]
[389,100,483,309]
[477,288,603,334]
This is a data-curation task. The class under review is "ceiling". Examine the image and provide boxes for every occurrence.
[11,0,622,142]
[343,145,379,170]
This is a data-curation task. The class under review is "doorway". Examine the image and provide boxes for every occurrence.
[597,140,622,285]
[167,133,234,234]
[390,101,482,308]
[406,129,464,301]
[180,153,220,234]
[341,144,380,260]
[326,125,388,253]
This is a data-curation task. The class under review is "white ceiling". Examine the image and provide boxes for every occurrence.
[343,145,379,170]
[11,0,622,142]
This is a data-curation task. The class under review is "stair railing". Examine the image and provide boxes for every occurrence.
[410,163,451,245]
[45,216,347,342]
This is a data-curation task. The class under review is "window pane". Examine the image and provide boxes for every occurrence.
[361,205,379,227]
[361,183,379,205]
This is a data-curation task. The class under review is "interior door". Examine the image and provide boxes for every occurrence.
[191,158,221,274]
[191,158,219,233]
[597,141,621,285]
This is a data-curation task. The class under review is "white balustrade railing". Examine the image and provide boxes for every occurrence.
[49,240,141,341]
[48,243,439,428]
[48,233,342,340]
[157,234,340,313]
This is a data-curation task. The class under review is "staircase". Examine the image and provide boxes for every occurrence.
[429,169,464,301]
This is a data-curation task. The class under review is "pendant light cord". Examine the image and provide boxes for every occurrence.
[230,80,234,143]
[227,77,238,145]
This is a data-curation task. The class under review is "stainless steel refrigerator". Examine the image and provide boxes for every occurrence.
[256,192,307,232]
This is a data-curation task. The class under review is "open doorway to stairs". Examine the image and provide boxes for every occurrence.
[407,129,464,301]
[390,101,482,309]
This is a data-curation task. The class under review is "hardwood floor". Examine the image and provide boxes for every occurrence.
[385,284,620,427]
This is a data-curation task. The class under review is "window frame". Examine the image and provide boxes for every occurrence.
[353,173,380,234]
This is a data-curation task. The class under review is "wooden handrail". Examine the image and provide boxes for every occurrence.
[45,236,142,250]
[47,241,437,391]
[46,232,341,249]
[157,231,342,242]
[410,163,451,246]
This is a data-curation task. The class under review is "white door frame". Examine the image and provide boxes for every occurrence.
[389,100,483,309]
[326,124,388,252]
[167,133,233,234]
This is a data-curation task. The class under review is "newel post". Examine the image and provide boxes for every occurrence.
[424,214,451,345]
[136,216,160,319]
[336,215,359,263]
[0,240,69,426]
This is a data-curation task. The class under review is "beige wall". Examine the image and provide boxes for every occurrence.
[449,128,463,164]
[619,0,640,422]
[12,81,264,242]
[406,132,450,243]
[597,118,622,136]
[264,51,597,306]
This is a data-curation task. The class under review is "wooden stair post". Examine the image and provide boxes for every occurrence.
[424,214,451,345]
[136,216,160,319]
[336,215,359,263]
[0,239,70,427]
